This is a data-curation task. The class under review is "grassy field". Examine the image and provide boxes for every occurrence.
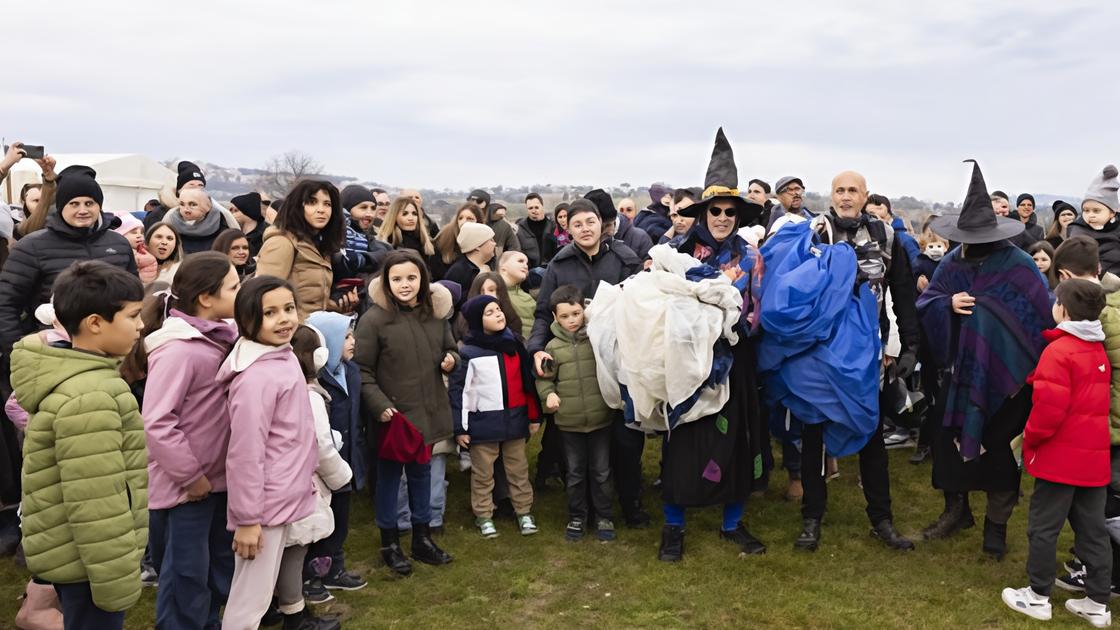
[0,436,1098,629]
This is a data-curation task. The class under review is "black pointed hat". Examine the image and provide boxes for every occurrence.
[930,160,1024,244]
[679,127,764,226]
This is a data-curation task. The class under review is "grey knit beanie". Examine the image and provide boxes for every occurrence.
[1083,164,1119,213]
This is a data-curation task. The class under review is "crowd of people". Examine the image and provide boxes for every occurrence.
[0,134,1119,629]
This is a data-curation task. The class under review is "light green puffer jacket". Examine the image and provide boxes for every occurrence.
[508,284,536,341]
[1101,292,1120,445]
[537,321,613,433]
[12,335,148,612]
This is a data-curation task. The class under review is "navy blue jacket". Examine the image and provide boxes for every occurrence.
[633,203,672,244]
[448,344,539,444]
[319,360,366,491]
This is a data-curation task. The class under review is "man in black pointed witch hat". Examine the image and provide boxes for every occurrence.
[917,160,1051,561]
[656,128,769,562]
[778,168,921,552]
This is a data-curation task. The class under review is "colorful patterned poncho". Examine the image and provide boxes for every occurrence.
[916,242,1052,461]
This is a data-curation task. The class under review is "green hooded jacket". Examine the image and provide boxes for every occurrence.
[1100,292,1120,445]
[537,321,612,433]
[12,335,148,612]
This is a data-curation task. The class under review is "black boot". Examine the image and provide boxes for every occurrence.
[411,523,453,565]
[658,525,684,562]
[623,501,652,529]
[379,528,412,576]
[794,518,821,551]
[281,607,342,630]
[871,520,916,551]
[719,522,766,555]
[922,492,975,540]
[261,596,283,626]
[982,517,1008,561]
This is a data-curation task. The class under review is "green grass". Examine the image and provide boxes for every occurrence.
[0,437,1099,629]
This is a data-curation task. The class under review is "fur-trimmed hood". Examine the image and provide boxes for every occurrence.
[368,276,453,320]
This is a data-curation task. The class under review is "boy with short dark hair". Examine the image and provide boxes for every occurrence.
[1002,279,1112,627]
[537,285,617,542]
[11,260,147,630]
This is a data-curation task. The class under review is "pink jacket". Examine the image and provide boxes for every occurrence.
[218,338,317,530]
[135,245,158,284]
[142,311,238,510]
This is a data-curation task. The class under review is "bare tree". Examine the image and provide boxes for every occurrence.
[256,151,324,197]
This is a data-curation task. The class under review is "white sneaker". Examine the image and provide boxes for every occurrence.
[518,514,539,536]
[1002,586,1052,621]
[1065,597,1112,628]
[476,518,498,539]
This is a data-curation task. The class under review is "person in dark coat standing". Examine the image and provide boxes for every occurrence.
[528,199,646,527]
[515,193,554,268]
[632,182,674,244]
[584,189,653,261]
[466,190,520,258]
[228,192,268,258]
[1009,193,1045,249]
[0,165,138,372]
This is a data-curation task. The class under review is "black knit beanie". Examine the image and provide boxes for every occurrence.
[1016,193,1036,207]
[584,189,617,222]
[468,189,491,206]
[55,165,103,209]
[176,161,206,193]
[230,192,263,222]
[340,185,375,211]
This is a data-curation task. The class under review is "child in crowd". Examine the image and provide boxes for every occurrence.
[217,276,337,630]
[536,285,616,541]
[499,251,536,340]
[114,213,157,284]
[12,261,147,630]
[1028,241,1058,290]
[913,234,948,292]
[129,252,240,629]
[1002,279,1112,627]
[288,325,353,609]
[454,272,522,340]
[1068,165,1120,276]
[450,295,541,538]
[304,311,368,600]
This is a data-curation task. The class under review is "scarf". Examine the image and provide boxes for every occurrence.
[463,327,538,404]
[916,242,1052,460]
[554,226,572,248]
[681,220,763,333]
[167,206,223,238]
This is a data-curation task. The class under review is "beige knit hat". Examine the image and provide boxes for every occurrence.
[457,222,495,252]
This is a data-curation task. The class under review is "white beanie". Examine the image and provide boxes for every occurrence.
[1083,165,1119,213]
[457,222,495,253]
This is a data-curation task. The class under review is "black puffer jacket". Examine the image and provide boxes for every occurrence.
[528,239,640,353]
[0,210,138,353]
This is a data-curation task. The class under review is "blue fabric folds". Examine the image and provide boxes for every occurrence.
[757,222,881,457]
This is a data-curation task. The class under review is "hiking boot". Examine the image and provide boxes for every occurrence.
[322,571,367,591]
[411,524,453,565]
[884,428,914,450]
[518,514,539,536]
[1065,596,1112,628]
[922,493,974,540]
[794,518,821,552]
[1001,586,1052,621]
[477,518,499,539]
[281,608,341,630]
[658,525,684,562]
[565,519,585,542]
[596,519,616,542]
[871,520,915,551]
[908,445,931,465]
[302,578,334,604]
[379,528,412,576]
[719,522,766,555]
[982,518,1008,561]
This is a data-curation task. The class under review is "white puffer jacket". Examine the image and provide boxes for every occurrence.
[285,384,353,547]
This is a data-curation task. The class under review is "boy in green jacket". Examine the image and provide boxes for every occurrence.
[12,260,147,629]
[536,285,616,543]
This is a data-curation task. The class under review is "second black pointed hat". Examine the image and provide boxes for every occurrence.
[930,160,1024,244]
[678,127,764,224]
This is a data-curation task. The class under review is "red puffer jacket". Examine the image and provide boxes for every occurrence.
[1024,326,1112,487]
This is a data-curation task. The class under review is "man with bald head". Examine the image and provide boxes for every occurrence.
[787,170,920,553]
[163,187,237,253]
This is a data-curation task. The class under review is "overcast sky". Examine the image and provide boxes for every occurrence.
[3,0,1117,201]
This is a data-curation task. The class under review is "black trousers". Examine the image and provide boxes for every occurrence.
[561,427,613,522]
[1028,479,1111,603]
[611,413,645,515]
[535,415,567,481]
[800,415,892,526]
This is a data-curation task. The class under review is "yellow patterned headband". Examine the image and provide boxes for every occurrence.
[702,185,739,199]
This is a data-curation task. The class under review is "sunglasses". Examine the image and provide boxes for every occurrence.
[261,200,273,208]
[709,206,737,218]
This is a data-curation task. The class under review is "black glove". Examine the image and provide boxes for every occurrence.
[894,352,918,380]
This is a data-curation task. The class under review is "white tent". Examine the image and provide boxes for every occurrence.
[3,154,174,214]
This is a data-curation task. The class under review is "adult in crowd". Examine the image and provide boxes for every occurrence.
[918,161,1051,560]
[377,196,439,275]
[0,165,138,369]
[443,223,496,300]
[146,222,184,285]
[162,189,237,254]
[212,229,256,279]
[516,193,555,267]
[1009,193,1044,249]
[546,202,571,257]
[990,190,1011,217]
[745,178,774,227]
[773,169,919,552]
[433,203,484,280]
[528,199,645,527]
[371,188,391,230]
[401,188,440,239]
[585,189,653,261]
[0,143,59,239]
[145,160,212,231]
[467,190,520,257]
[336,185,391,283]
[865,194,920,266]
[633,182,674,244]
[617,198,638,221]
[228,192,268,257]
[661,188,698,243]
[1045,200,1078,248]
[658,128,768,560]
[256,179,353,320]
[767,176,813,232]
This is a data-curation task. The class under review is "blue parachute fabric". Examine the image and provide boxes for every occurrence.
[757,222,880,457]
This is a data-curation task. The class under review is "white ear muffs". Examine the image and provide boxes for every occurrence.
[306,323,330,372]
